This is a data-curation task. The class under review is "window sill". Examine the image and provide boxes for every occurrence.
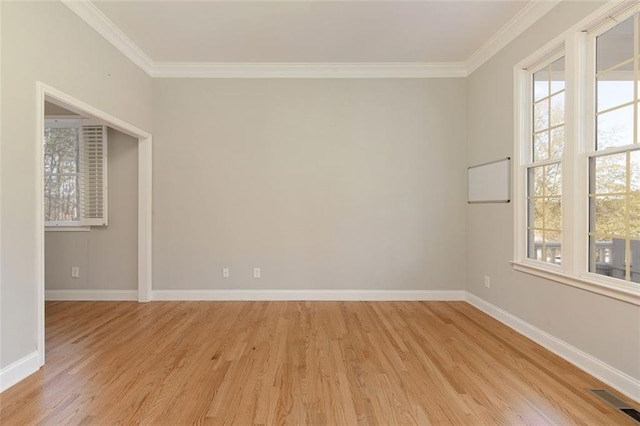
[511,261,640,306]
[45,226,90,232]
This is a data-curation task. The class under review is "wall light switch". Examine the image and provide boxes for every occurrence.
[71,267,80,278]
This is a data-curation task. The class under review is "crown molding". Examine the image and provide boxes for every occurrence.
[61,0,155,75]
[151,62,467,78]
[62,0,559,79]
[465,0,562,74]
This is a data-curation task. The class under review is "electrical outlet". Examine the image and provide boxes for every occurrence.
[253,267,261,278]
[222,268,230,278]
[71,267,80,278]
[484,275,490,288]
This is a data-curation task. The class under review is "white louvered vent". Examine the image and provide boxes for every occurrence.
[80,121,108,226]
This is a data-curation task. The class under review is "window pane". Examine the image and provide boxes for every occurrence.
[533,68,549,101]
[597,79,634,112]
[527,165,561,264]
[529,166,544,197]
[528,229,544,260]
[631,240,640,283]
[545,197,562,230]
[631,194,640,239]
[631,150,640,191]
[545,246,562,265]
[528,168,561,226]
[636,60,640,101]
[545,230,562,265]
[550,92,565,127]
[526,57,564,266]
[594,153,626,194]
[533,132,549,162]
[591,237,627,279]
[596,15,634,73]
[597,104,634,150]
[588,14,639,283]
[529,165,561,197]
[44,127,79,174]
[592,238,612,264]
[592,195,626,237]
[527,230,562,264]
[44,175,80,222]
[531,57,564,163]
[610,238,627,280]
[545,163,562,196]
[591,238,609,265]
[534,99,549,132]
[550,127,564,159]
[550,57,565,94]
[551,127,564,158]
[531,198,544,229]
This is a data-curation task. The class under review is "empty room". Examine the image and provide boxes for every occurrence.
[1,0,639,424]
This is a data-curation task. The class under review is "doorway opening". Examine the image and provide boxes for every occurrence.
[36,82,152,366]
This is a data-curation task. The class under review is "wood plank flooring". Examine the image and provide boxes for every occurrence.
[0,301,636,425]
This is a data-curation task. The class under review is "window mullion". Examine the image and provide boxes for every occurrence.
[547,66,552,160]
[625,152,631,281]
[522,158,562,168]
[588,144,640,158]
[635,13,639,145]
[571,31,591,278]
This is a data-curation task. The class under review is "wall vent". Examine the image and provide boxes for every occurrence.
[588,389,640,424]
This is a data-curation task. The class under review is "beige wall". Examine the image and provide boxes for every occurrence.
[45,128,138,291]
[466,0,640,381]
[44,101,77,116]
[152,78,467,291]
[1,1,152,369]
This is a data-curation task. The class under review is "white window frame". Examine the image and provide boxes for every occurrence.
[44,117,83,229]
[585,10,640,283]
[44,117,108,231]
[523,50,566,267]
[513,1,640,306]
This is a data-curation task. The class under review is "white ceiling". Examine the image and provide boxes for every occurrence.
[93,0,529,63]
[64,0,561,77]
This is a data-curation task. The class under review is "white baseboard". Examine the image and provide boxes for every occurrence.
[0,351,41,393]
[152,289,466,301]
[45,289,137,301]
[465,292,640,404]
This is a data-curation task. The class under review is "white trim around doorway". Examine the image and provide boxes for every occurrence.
[35,81,153,367]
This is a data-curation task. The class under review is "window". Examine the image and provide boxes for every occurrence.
[44,118,108,228]
[44,119,81,223]
[527,56,565,264]
[588,12,640,283]
[514,3,640,305]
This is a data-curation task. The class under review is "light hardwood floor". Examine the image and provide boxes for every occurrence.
[0,301,636,425]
